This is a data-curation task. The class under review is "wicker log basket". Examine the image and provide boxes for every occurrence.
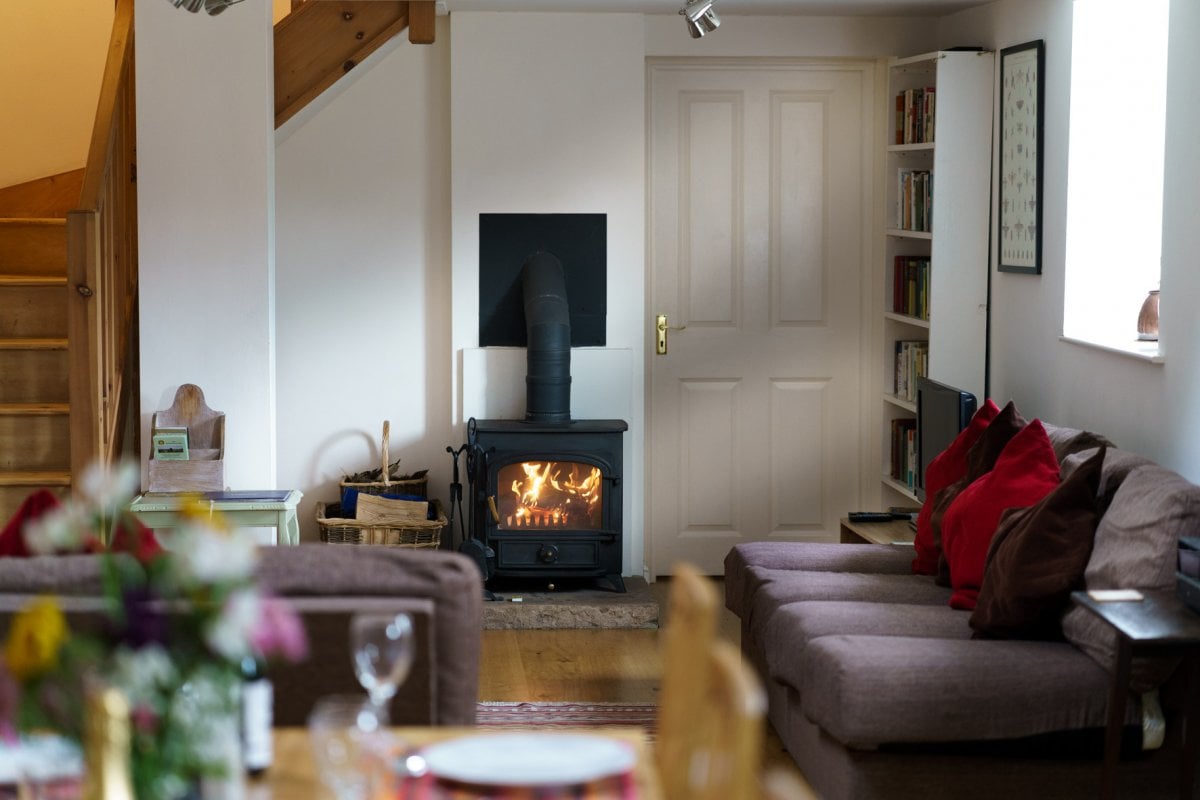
[317,421,445,548]
[338,421,429,499]
[316,499,446,548]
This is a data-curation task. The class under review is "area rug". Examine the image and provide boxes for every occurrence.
[475,701,658,735]
[481,577,660,630]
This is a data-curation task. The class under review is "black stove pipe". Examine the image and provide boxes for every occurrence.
[522,252,571,423]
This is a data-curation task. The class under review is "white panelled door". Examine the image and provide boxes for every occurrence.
[648,61,871,576]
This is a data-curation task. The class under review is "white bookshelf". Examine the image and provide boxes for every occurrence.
[877,50,994,507]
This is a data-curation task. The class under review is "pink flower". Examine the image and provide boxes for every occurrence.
[131,703,159,735]
[252,596,308,664]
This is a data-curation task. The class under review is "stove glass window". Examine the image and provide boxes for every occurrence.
[496,460,603,530]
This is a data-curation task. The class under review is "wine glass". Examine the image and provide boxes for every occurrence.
[350,612,415,724]
[307,694,381,800]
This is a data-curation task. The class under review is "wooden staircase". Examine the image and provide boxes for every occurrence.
[0,172,83,520]
[0,3,436,524]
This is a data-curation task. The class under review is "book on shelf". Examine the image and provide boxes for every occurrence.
[889,417,917,486]
[894,87,936,145]
[896,169,933,232]
[893,339,929,402]
[891,256,931,319]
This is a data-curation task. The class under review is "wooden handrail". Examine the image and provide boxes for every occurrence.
[67,0,139,479]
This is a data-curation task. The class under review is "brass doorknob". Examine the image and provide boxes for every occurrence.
[655,314,686,355]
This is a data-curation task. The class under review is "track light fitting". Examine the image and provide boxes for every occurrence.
[168,0,245,16]
[679,0,721,38]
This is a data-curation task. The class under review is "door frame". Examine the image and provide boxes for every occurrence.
[642,56,882,579]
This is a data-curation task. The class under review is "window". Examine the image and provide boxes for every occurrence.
[1063,0,1169,357]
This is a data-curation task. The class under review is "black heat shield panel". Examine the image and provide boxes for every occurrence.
[478,213,606,347]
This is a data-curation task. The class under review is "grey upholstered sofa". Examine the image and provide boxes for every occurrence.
[726,422,1198,799]
[0,545,483,726]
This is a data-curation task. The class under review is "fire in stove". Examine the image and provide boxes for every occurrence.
[497,460,603,530]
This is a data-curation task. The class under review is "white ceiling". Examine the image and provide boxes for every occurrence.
[442,0,992,17]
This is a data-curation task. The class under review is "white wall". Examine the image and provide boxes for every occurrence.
[0,1,112,187]
[644,13,936,58]
[132,1,1198,570]
[450,13,648,576]
[938,0,1200,481]
[135,0,277,490]
[275,20,452,540]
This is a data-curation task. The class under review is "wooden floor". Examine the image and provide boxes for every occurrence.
[478,577,818,798]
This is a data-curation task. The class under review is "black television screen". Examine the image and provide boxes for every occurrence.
[915,377,977,502]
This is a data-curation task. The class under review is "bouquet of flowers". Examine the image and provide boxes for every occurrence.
[0,463,308,800]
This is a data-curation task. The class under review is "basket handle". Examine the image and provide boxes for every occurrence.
[381,420,391,487]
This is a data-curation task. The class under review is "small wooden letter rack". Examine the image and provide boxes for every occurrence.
[148,384,225,493]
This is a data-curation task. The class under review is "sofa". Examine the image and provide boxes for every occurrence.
[0,544,483,726]
[726,407,1199,799]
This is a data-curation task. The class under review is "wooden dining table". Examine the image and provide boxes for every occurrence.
[247,726,662,800]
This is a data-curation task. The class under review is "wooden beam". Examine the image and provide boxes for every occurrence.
[274,1,410,129]
[408,1,436,45]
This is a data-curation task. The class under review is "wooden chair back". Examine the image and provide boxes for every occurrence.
[656,563,720,800]
[689,640,767,800]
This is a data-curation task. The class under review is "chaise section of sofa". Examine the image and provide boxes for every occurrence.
[725,428,1198,799]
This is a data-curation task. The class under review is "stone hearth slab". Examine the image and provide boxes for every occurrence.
[482,576,659,629]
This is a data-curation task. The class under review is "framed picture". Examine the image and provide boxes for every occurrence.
[998,39,1045,274]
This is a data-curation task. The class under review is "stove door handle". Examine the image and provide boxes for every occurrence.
[486,496,500,523]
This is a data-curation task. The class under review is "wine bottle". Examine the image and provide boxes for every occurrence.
[240,656,273,777]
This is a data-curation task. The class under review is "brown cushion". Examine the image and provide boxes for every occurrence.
[1060,446,1153,514]
[1041,423,1116,465]
[970,446,1105,640]
[1061,463,1200,691]
[964,400,1028,480]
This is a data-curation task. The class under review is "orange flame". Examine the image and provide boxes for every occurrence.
[500,461,603,529]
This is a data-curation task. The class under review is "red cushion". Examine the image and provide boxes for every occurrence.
[0,489,62,557]
[940,419,1061,610]
[970,445,1105,639]
[911,398,1001,575]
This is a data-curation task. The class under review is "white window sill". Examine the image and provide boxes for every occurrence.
[1060,335,1165,364]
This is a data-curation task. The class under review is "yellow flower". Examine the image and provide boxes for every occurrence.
[175,494,228,530]
[4,597,68,682]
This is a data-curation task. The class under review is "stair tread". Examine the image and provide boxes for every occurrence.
[0,470,71,487]
[0,218,66,227]
[0,338,68,350]
[0,275,67,286]
[0,403,70,415]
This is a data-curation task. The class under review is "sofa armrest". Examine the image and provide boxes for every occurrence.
[724,542,917,618]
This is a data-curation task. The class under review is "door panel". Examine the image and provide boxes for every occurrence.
[649,61,872,575]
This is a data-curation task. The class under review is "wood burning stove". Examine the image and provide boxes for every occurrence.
[461,248,627,592]
[468,417,627,592]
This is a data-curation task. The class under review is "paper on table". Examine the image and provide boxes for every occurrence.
[1088,589,1145,602]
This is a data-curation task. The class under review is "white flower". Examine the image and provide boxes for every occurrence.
[78,460,140,514]
[22,504,92,555]
[205,588,261,662]
[170,666,238,764]
[109,644,178,713]
[171,520,259,586]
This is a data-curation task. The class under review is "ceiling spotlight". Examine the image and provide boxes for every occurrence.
[167,0,245,15]
[680,0,721,38]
